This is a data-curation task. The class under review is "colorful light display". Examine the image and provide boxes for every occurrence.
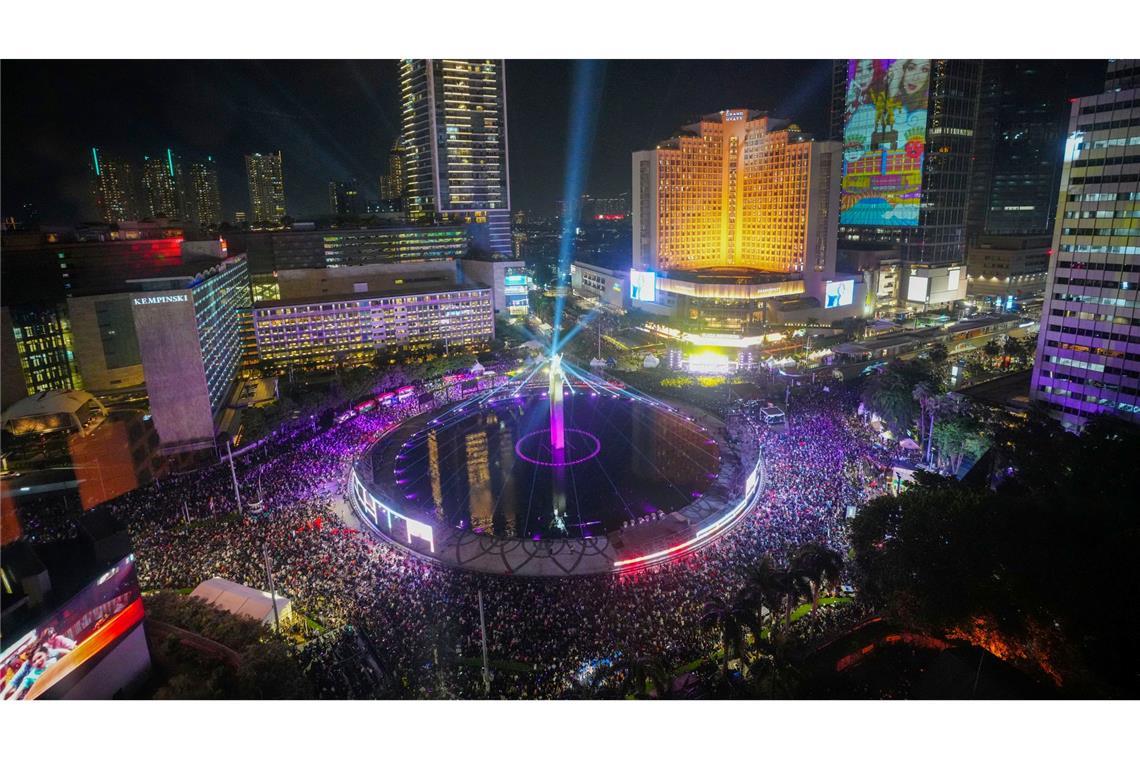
[840,59,931,227]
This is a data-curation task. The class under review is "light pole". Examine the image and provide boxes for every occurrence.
[226,438,242,515]
[262,544,280,633]
[477,589,491,697]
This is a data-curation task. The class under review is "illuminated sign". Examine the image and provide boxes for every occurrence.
[840,59,931,227]
[825,280,855,309]
[504,275,527,287]
[630,269,657,302]
[907,275,930,303]
[132,294,189,306]
[947,268,961,292]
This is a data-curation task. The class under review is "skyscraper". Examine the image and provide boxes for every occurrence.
[380,138,405,203]
[968,61,1102,239]
[400,59,512,257]
[1030,64,1140,429]
[831,59,983,266]
[142,149,182,219]
[90,147,140,223]
[185,157,223,229]
[329,179,363,216]
[244,151,287,227]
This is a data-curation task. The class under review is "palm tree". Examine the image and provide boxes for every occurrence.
[913,381,936,459]
[700,595,752,677]
[789,543,844,615]
[742,554,793,630]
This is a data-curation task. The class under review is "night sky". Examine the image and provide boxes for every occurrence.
[2,60,837,223]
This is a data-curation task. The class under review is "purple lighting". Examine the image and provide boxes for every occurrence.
[514,428,601,467]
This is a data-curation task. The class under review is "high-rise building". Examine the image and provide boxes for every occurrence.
[244,152,287,227]
[633,109,839,276]
[380,138,405,202]
[831,59,983,266]
[185,157,223,229]
[90,148,140,223]
[629,109,855,333]
[400,59,512,257]
[141,149,183,219]
[1031,65,1140,429]
[329,179,363,216]
[968,61,1104,239]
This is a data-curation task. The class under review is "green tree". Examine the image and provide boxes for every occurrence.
[700,595,755,677]
[789,543,844,615]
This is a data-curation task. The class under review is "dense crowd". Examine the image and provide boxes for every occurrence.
[94,377,893,698]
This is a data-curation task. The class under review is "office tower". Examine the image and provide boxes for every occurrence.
[968,61,1105,239]
[400,59,512,257]
[1105,59,1140,91]
[329,179,363,216]
[4,302,83,396]
[186,157,223,228]
[632,109,839,276]
[142,149,183,219]
[244,152,287,227]
[1031,64,1140,429]
[90,147,140,223]
[832,59,983,266]
[380,138,405,201]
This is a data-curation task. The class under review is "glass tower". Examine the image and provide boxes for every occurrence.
[400,59,512,257]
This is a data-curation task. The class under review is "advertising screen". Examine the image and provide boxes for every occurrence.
[630,269,657,303]
[825,280,855,308]
[840,59,931,227]
[1,555,144,700]
[907,275,930,303]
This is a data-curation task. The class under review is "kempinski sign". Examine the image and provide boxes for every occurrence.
[132,294,189,305]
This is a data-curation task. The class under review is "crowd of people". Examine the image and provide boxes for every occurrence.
[89,374,892,698]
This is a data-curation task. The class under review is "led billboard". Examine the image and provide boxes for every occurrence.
[1,555,144,700]
[840,59,931,227]
[825,280,855,308]
[630,269,657,303]
[907,275,930,303]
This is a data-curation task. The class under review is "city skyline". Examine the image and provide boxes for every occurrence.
[3,59,853,223]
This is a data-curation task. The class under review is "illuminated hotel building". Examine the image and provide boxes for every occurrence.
[631,109,848,333]
[4,303,83,396]
[400,59,512,257]
[142,150,182,219]
[186,157,223,228]
[634,109,838,274]
[830,59,983,267]
[251,285,494,373]
[244,152,288,227]
[90,148,140,223]
[1031,67,1140,429]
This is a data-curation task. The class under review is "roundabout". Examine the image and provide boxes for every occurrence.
[350,356,764,576]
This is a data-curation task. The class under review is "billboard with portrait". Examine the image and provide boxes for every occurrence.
[0,555,144,700]
[825,280,855,308]
[840,59,931,227]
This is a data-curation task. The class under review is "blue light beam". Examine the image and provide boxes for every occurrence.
[551,60,606,355]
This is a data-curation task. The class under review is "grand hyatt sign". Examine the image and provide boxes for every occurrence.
[132,294,189,306]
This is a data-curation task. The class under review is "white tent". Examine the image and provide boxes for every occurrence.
[589,357,607,369]
[190,577,292,627]
[470,360,486,375]
[642,354,660,369]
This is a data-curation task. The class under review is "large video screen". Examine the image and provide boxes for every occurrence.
[629,269,657,303]
[840,59,931,227]
[1,555,144,701]
[825,280,855,308]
